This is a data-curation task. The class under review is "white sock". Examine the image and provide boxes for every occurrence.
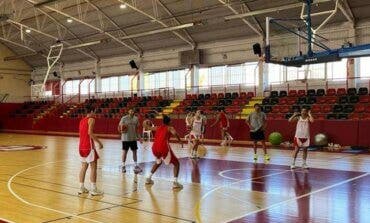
[292,159,296,165]
[91,183,97,190]
[173,177,178,183]
[122,162,125,167]
[80,183,84,188]
[148,173,153,179]
[135,162,138,166]
[303,160,307,165]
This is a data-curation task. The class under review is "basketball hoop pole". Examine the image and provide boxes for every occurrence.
[43,43,64,89]
[31,43,63,99]
[305,0,314,57]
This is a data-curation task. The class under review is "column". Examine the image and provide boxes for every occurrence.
[191,65,199,94]
[95,60,101,93]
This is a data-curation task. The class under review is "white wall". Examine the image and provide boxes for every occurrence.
[0,43,32,102]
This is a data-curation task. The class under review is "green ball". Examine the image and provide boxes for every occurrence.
[269,132,283,145]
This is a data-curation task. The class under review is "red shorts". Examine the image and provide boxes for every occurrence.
[220,124,228,130]
[152,144,178,165]
[294,137,310,147]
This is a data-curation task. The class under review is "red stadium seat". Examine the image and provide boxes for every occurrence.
[326,97,337,104]
[315,114,326,120]
[298,90,306,97]
[327,88,336,96]
[280,106,290,113]
[247,92,255,98]
[354,104,365,113]
[279,98,288,105]
[365,105,370,113]
[322,105,333,113]
[363,113,370,120]
[267,113,277,120]
[349,113,361,120]
[287,98,297,105]
[359,96,370,104]
[317,97,326,104]
[289,90,297,97]
[240,92,247,99]
[337,88,346,96]
[274,113,285,120]
[272,106,281,113]
[311,105,322,113]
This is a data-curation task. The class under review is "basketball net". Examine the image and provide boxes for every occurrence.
[31,43,63,99]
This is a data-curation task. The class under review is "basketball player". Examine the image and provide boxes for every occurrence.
[145,115,184,189]
[211,108,233,146]
[184,111,194,148]
[200,110,207,144]
[78,108,104,196]
[246,103,269,161]
[118,109,142,174]
[189,110,203,158]
[142,114,155,141]
[289,108,314,169]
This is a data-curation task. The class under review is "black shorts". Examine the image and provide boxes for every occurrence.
[250,129,265,141]
[122,141,138,151]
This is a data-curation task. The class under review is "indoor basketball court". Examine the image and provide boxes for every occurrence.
[1,0,370,223]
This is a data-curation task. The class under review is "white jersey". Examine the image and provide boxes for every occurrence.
[295,116,310,139]
[191,117,203,135]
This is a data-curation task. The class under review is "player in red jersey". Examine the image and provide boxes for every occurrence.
[211,108,233,146]
[78,107,104,196]
[145,115,184,189]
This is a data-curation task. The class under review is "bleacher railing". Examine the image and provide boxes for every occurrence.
[186,84,257,97]
[268,77,370,94]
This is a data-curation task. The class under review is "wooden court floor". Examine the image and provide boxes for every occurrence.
[0,133,370,223]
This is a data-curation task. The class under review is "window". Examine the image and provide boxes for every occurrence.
[144,69,188,90]
[102,76,118,92]
[359,57,370,78]
[268,64,285,84]
[168,69,187,89]
[199,68,209,87]
[226,64,244,85]
[80,79,95,94]
[119,76,131,91]
[287,66,306,81]
[209,66,224,86]
[64,80,79,94]
[245,62,259,86]
[327,59,347,80]
[199,63,259,87]
[307,63,325,79]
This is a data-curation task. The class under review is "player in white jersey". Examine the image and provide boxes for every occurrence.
[184,111,194,145]
[142,114,155,149]
[189,110,204,159]
[288,108,314,169]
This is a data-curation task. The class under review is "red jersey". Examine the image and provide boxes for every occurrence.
[79,117,94,157]
[220,112,227,127]
[152,125,171,158]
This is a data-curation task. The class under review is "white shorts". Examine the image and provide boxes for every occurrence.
[190,131,201,140]
[80,149,97,163]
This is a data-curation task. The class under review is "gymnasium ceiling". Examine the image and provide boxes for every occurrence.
[0,0,370,67]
